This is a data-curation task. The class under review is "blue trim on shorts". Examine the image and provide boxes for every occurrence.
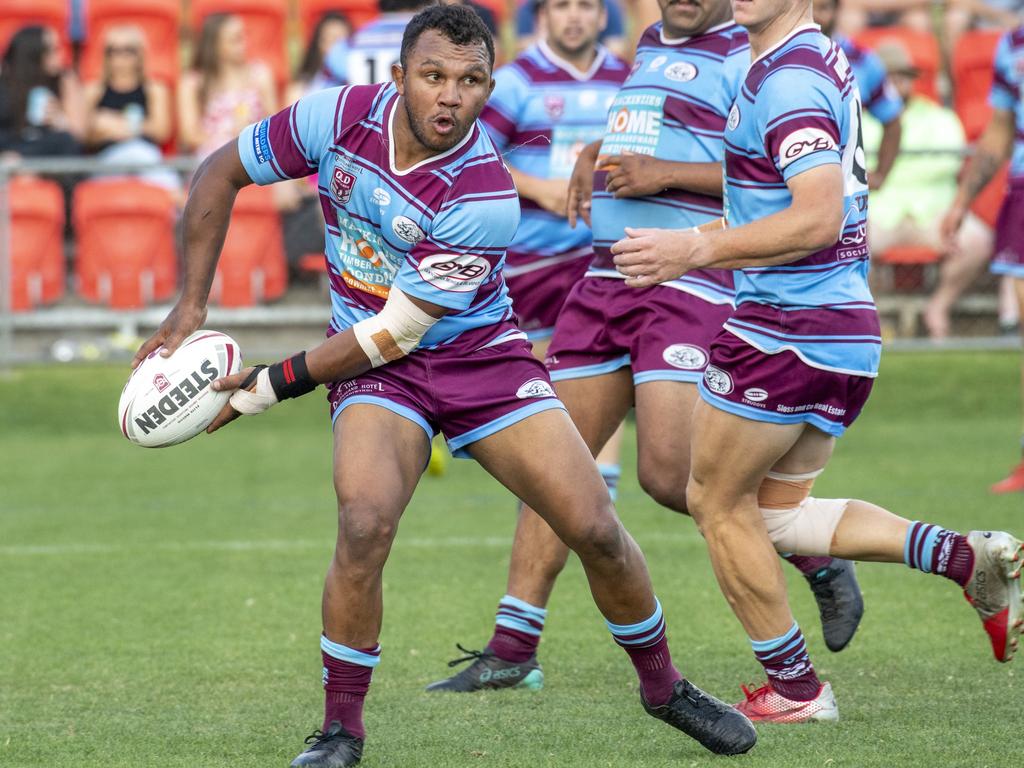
[447,399,567,458]
[633,369,703,385]
[990,261,1024,279]
[332,395,435,443]
[697,380,847,437]
[525,327,555,342]
[549,354,632,382]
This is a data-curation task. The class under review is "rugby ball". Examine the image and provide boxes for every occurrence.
[118,330,242,447]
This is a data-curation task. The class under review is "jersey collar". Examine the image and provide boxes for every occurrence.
[536,38,608,81]
[750,22,821,66]
[384,92,479,177]
[659,20,737,46]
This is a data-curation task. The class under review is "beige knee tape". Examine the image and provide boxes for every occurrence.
[760,496,849,556]
[757,469,821,510]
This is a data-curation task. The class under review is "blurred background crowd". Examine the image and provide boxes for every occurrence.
[0,0,1020,341]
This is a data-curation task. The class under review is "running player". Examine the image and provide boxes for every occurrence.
[611,0,1024,724]
[317,0,432,88]
[812,0,902,190]
[134,5,756,764]
[479,0,629,508]
[426,0,861,698]
[942,27,1024,493]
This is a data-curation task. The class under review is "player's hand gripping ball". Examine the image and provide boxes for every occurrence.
[118,330,242,447]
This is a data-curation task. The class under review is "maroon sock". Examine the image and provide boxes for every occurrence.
[782,553,834,577]
[752,623,821,702]
[623,634,682,707]
[934,531,975,588]
[488,626,539,663]
[321,643,378,740]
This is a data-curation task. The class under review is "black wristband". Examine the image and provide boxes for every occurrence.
[268,351,317,401]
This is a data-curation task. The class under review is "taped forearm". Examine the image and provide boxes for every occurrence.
[352,288,441,367]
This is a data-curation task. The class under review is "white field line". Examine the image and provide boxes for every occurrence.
[0,532,698,557]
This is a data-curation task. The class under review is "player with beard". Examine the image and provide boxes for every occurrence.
[134,5,757,765]
[612,0,1023,724]
[426,0,865,697]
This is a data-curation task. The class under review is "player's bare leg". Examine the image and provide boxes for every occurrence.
[687,399,1023,725]
[292,405,430,767]
[991,276,1024,493]
[467,407,757,754]
[924,213,993,340]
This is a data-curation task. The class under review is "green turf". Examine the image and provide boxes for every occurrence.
[1,351,1021,768]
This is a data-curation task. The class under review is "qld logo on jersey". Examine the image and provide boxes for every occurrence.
[664,62,698,82]
[331,165,357,205]
[544,94,565,120]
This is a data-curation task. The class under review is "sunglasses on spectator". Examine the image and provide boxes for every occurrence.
[105,45,140,56]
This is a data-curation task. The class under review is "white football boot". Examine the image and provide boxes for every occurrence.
[734,681,839,723]
[963,530,1024,662]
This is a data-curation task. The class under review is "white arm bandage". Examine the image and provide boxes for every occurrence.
[352,288,440,368]
[229,367,279,415]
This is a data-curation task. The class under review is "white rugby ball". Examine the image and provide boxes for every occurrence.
[118,330,242,447]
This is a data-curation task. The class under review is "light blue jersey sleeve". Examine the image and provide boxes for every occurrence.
[394,195,521,311]
[479,65,529,154]
[990,32,1020,111]
[758,67,843,182]
[238,87,343,184]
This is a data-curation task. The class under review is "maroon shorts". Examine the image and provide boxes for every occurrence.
[992,179,1024,279]
[327,326,564,459]
[697,329,875,438]
[504,251,591,341]
[545,276,734,385]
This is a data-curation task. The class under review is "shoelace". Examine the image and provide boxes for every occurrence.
[740,682,772,703]
[303,729,331,746]
[446,642,492,668]
[811,570,842,621]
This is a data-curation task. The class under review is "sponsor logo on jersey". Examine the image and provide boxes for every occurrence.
[133,359,219,435]
[153,373,171,393]
[743,387,768,402]
[579,90,598,108]
[664,61,698,82]
[516,378,555,399]
[704,365,733,395]
[646,55,668,72]
[392,215,425,244]
[727,104,741,131]
[662,343,708,370]
[252,118,272,164]
[371,187,391,207]
[608,107,662,136]
[416,253,491,293]
[544,94,565,120]
[331,165,357,205]
[778,128,837,169]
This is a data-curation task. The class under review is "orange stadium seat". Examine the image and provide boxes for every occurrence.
[8,177,65,312]
[80,0,181,86]
[472,0,511,22]
[970,163,1009,229]
[192,0,289,90]
[853,27,940,102]
[952,29,1002,142]
[211,185,287,306]
[74,180,177,309]
[299,0,380,33]
[0,0,70,66]
[877,245,940,293]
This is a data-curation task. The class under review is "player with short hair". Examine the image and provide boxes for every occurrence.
[426,0,863,697]
[134,5,756,765]
[942,27,1024,493]
[812,0,902,190]
[611,0,1024,724]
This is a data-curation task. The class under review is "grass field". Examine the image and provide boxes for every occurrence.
[1,350,1022,768]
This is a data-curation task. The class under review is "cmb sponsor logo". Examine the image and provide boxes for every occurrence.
[516,378,555,399]
[133,359,219,435]
[662,343,707,370]
[778,128,837,169]
[703,365,733,395]
[416,253,491,292]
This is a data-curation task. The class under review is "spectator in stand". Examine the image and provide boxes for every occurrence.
[863,43,965,258]
[279,13,353,275]
[82,25,179,191]
[815,0,903,189]
[947,0,1024,54]
[178,13,276,159]
[516,0,629,57]
[0,26,84,158]
[287,12,353,103]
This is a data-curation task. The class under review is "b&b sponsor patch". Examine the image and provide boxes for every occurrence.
[416,253,491,293]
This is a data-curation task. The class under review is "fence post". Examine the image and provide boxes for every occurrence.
[0,164,12,377]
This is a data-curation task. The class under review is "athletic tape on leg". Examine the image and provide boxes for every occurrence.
[758,470,847,555]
